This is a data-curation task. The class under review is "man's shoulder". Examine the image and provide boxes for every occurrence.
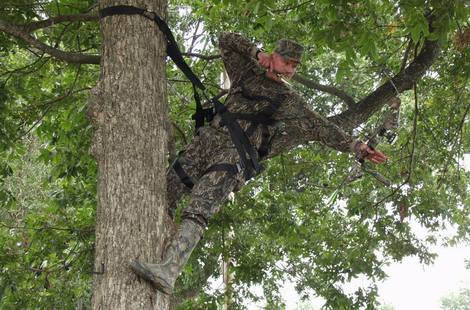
[218,32,248,43]
[239,73,294,97]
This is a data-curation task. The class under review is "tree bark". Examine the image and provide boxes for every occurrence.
[88,0,170,309]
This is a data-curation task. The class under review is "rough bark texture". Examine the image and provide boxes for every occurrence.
[89,0,170,309]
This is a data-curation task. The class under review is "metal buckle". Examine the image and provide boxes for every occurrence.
[235,162,242,173]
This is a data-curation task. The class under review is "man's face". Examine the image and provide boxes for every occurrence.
[271,52,299,78]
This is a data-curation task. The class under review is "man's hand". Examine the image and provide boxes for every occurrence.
[257,52,271,68]
[257,52,283,82]
[355,142,388,164]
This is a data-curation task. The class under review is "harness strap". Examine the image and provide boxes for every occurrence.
[99,5,145,17]
[100,5,206,91]
[245,123,257,137]
[191,85,215,129]
[237,87,286,159]
[257,125,271,158]
[215,102,262,180]
[172,158,194,189]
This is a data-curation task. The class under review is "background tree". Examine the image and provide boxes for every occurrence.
[0,0,469,309]
[440,288,470,310]
[1,0,172,308]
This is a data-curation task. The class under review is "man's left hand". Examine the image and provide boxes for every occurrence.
[257,52,271,68]
[355,142,388,164]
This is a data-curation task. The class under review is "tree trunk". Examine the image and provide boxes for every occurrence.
[89,0,170,309]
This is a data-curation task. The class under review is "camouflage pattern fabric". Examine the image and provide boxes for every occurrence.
[274,39,304,62]
[167,32,359,227]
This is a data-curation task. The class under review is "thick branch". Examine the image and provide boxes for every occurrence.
[292,73,356,107]
[24,14,99,32]
[0,19,100,64]
[328,36,440,131]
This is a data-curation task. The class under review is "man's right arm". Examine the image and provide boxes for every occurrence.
[218,32,259,60]
[218,32,260,82]
[296,99,387,164]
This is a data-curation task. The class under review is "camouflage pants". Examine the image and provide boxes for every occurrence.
[167,126,244,227]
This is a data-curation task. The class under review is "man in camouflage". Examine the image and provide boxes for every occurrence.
[130,32,387,294]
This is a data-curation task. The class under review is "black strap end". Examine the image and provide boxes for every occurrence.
[99,5,146,19]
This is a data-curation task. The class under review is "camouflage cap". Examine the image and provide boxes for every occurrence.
[274,39,304,62]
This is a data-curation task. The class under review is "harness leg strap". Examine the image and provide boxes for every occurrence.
[172,158,195,189]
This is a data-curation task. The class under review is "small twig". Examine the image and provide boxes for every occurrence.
[16,66,86,141]
[0,221,94,233]
[1,54,50,83]
[181,52,221,61]
[168,77,222,90]
[52,22,73,49]
[188,19,201,54]
[269,0,315,14]
[171,121,188,145]
[400,37,413,72]
[24,13,99,32]
[167,82,193,107]
[0,19,100,64]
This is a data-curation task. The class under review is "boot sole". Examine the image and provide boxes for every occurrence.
[130,260,173,295]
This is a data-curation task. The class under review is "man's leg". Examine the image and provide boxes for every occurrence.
[131,164,243,294]
[166,126,233,219]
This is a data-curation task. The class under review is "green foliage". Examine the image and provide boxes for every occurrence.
[440,288,470,310]
[0,137,94,309]
[1,1,98,308]
[1,0,469,309]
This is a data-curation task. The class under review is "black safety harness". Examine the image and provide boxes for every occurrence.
[99,5,283,188]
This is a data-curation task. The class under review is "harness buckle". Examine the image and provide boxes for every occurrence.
[236,162,242,173]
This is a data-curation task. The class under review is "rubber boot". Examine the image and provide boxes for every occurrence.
[130,219,204,294]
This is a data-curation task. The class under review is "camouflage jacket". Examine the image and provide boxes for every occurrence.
[216,32,357,159]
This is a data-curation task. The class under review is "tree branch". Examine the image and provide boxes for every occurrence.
[181,52,221,61]
[292,73,356,107]
[188,19,201,53]
[400,37,413,72]
[23,13,99,32]
[328,19,440,131]
[171,121,188,145]
[0,19,100,64]
[269,0,315,14]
